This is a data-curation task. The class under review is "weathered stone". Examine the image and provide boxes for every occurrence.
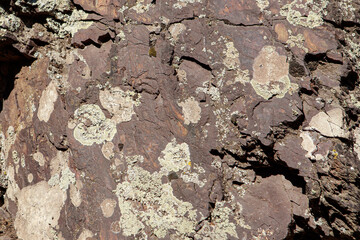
[0,0,359,239]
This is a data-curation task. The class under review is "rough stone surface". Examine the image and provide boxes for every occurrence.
[0,0,359,239]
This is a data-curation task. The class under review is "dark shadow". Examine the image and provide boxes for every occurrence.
[0,39,35,111]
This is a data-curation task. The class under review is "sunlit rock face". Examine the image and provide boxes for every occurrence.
[0,0,359,239]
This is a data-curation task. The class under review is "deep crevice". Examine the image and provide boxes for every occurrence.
[340,71,358,91]
[0,40,35,111]
[180,56,212,72]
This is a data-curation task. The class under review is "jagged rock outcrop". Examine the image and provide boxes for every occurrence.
[0,0,359,239]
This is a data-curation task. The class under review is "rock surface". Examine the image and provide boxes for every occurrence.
[0,0,359,239]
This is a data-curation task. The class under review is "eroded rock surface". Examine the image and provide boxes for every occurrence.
[0,0,359,239]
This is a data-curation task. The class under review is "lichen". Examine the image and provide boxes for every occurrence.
[256,0,269,12]
[223,42,250,85]
[72,104,117,146]
[99,87,141,124]
[194,201,238,239]
[37,81,58,122]
[48,151,76,191]
[178,97,202,125]
[173,0,202,9]
[307,108,349,138]
[250,45,291,100]
[114,165,197,238]
[14,181,66,240]
[279,0,328,29]
[158,138,191,174]
[286,31,309,53]
[100,198,117,218]
[0,7,21,32]
[46,9,93,38]
[169,23,186,43]
[14,0,71,13]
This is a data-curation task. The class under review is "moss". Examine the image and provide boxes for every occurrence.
[149,46,157,57]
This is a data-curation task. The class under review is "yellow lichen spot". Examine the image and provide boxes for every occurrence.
[332,149,338,159]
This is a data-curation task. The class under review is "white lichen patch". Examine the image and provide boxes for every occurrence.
[48,151,76,191]
[100,198,117,218]
[286,32,309,53]
[307,108,349,138]
[223,42,250,85]
[99,87,140,124]
[196,81,221,102]
[15,0,71,13]
[5,166,20,202]
[169,23,186,43]
[300,131,317,159]
[102,141,115,160]
[280,0,328,29]
[115,165,198,238]
[0,7,21,32]
[353,128,360,161]
[70,180,83,208]
[180,163,207,187]
[173,0,202,9]
[27,173,33,183]
[158,138,191,174]
[72,104,117,146]
[256,0,269,12]
[37,81,58,122]
[250,45,291,100]
[178,97,201,125]
[14,181,66,240]
[49,9,93,38]
[77,229,94,240]
[33,151,46,166]
[195,201,238,239]
[130,0,152,13]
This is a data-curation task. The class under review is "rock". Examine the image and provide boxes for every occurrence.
[0,0,359,239]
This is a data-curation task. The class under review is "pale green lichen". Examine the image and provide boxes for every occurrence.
[250,46,291,100]
[0,7,21,32]
[195,202,238,239]
[256,0,269,12]
[114,165,197,238]
[48,167,76,191]
[223,42,250,85]
[72,104,117,146]
[344,34,360,70]
[196,82,221,102]
[48,151,76,191]
[14,0,71,13]
[47,9,93,38]
[178,97,202,125]
[338,0,357,21]
[173,0,202,9]
[280,0,328,29]
[158,138,191,174]
[130,0,153,13]
[286,31,309,53]
[99,87,141,124]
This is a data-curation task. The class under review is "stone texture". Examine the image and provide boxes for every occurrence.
[0,0,359,239]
